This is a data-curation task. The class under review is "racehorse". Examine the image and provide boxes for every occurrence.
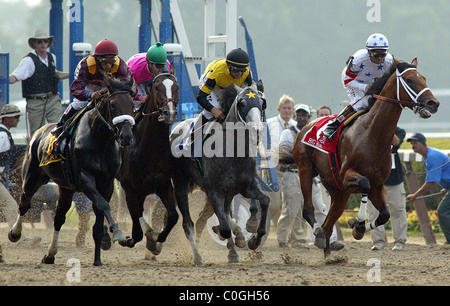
[293,58,439,257]
[170,81,270,264]
[8,76,136,266]
[116,69,180,257]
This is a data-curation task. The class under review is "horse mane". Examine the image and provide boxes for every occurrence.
[106,76,134,94]
[219,84,239,116]
[367,60,416,107]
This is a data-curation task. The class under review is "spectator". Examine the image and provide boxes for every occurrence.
[9,30,69,136]
[369,126,408,250]
[265,94,296,228]
[0,104,41,247]
[406,133,450,245]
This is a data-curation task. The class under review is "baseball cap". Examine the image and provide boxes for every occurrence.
[294,104,311,114]
[407,133,426,146]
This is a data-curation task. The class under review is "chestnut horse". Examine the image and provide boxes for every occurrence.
[116,69,179,256]
[293,58,439,257]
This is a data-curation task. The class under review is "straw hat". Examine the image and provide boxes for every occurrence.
[0,104,23,118]
[28,30,54,49]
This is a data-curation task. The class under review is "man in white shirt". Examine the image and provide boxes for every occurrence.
[0,104,41,247]
[9,30,69,137]
[265,94,296,228]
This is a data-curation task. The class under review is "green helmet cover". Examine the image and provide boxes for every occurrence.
[146,42,168,65]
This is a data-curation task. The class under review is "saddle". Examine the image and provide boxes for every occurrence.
[301,110,366,190]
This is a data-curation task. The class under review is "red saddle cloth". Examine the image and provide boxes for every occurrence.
[301,115,342,154]
[301,115,345,190]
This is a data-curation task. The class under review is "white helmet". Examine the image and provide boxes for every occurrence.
[366,33,389,50]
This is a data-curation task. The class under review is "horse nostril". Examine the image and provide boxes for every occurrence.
[426,100,439,113]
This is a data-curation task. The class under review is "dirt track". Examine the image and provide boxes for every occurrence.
[0,216,448,287]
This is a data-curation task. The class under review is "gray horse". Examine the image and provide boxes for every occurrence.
[170,81,269,264]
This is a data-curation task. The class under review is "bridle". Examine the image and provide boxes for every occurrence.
[142,73,178,117]
[94,90,135,141]
[372,67,431,113]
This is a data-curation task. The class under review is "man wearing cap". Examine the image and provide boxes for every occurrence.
[406,133,450,244]
[9,30,69,137]
[277,104,344,250]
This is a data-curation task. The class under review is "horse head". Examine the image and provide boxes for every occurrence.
[102,75,136,146]
[148,65,179,125]
[223,80,267,148]
[394,58,439,118]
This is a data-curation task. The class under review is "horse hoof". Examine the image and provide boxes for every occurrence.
[314,228,326,249]
[146,241,162,255]
[352,225,365,240]
[41,255,55,264]
[93,261,103,267]
[212,226,226,241]
[348,218,359,229]
[234,233,246,248]
[228,252,240,263]
[8,230,21,243]
[247,235,261,250]
[124,237,135,248]
[245,218,258,233]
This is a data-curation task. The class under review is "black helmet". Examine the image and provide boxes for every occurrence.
[226,48,250,68]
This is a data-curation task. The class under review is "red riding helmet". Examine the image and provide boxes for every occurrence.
[94,39,119,56]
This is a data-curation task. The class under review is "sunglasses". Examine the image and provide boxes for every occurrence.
[14,115,21,119]
[98,56,117,64]
[229,66,247,73]
[36,39,49,44]
[369,51,387,58]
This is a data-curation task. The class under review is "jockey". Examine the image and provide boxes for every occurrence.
[127,42,171,107]
[322,33,394,140]
[52,39,133,137]
[197,48,253,125]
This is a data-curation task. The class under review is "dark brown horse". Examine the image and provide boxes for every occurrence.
[293,58,439,257]
[116,68,179,256]
[8,76,135,266]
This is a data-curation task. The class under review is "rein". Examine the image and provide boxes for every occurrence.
[372,67,431,112]
[94,90,135,140]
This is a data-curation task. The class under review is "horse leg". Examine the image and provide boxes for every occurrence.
[297,157,324,248]
[245,198,259,233]
[366,186,391,232]
[320,191,350,257]
[195,198,214,244]
[241,179,270,250]
[81,173,127,246]
[148,185,179,255]
[173,178,202,265]
[9,165,49,243]
[343,169,371,240]
[42,188,74,264]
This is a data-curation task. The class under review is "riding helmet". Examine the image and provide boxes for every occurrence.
[94,39,119,56]
[366,33,389,50]
[226,48,250,68]
[147,42,168,65]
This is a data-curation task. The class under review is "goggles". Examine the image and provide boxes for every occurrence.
[229,66,248,73]
[369,51,387,59]
[98,56,117,64]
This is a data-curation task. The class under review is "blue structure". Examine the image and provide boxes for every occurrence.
[0,53,9,108]
[68,0,84,102]
[49,0,64,97]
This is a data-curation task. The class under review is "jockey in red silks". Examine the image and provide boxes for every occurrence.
[52,39,133,137]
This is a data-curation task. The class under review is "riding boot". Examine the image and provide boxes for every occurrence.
[322,105,355,141]
[51,105,78,137]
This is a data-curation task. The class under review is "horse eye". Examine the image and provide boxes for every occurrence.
[238,98,247,109]
[406,78,414,85]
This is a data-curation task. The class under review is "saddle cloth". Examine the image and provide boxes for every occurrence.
[178,117,218,157]
[301,115,341,154]
[40,134,65,167]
